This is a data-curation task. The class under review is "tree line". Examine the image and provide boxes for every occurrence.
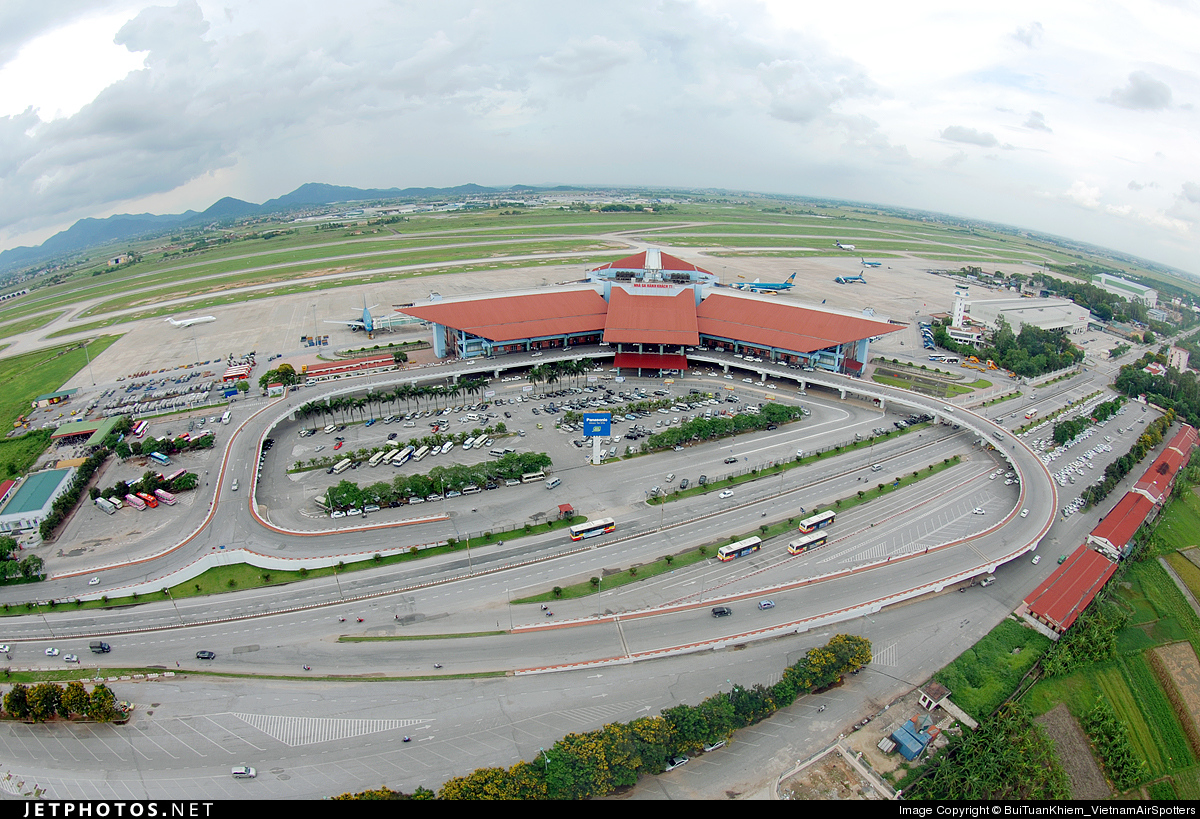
[3,681,124,723]
[933,318,1083,378]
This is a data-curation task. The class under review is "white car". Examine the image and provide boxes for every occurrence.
[1031,555,1042,565]
[45,647,59,657]
[231,479,239,491]
[1020,509,1029,518]
[972,507,985,515]
[719,490,734,499]
[88,576,100,586]
[0,644,8,653]
[64,654,80,663]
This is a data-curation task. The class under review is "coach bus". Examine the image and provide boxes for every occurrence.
[717,536,762,562]
[368,451,386,467]
[149,452,171,467]
[164,468,187,483]
[132,420,149,438]
[569,518,616,541]
[413,445,430,462]
[787,531,829,555]
[521,471,546,484]
[135,492,159,509]
[797,510,836,533]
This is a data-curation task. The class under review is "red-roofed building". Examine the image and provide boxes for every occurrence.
[1133,423,1198,504]
[1023,545,1118,634]
[1087,492,1156,559]
[302,354,396,384]
[589,249,718,284]
[396,273,898,376]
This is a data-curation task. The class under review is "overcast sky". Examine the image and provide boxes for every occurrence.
[1,1,1198,274]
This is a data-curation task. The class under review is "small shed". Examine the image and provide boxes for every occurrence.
[557,503,576,520]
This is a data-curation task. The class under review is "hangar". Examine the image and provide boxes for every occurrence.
[398,251,898,375]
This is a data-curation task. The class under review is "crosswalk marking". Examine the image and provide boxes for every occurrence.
[232,713,428,747]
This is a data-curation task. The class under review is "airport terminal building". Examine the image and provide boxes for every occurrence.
[399,251,898,375]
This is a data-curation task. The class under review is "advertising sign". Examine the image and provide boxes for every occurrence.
[582,413,612,437]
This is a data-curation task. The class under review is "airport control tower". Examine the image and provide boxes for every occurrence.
[952,286,970,328]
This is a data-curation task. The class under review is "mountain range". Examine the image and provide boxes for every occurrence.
[0,182,523,276]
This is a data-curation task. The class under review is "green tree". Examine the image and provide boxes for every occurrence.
[88,683,120,722]
[3,682,29,719]
[61,680,91,717]
[27,682,63,722]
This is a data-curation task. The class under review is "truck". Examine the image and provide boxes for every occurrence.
[124,493,147,511]
[94,497,116,515]
[153,488,177,506]
[332,458,353,475]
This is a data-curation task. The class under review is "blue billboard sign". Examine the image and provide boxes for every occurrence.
[582,413,612,437]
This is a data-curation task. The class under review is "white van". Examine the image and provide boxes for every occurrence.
[870,464,882,472]
[545,477,562,490]
[323,424,336,434]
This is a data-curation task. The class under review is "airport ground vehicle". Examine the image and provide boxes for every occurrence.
[787,531,829,555]
[798,510,836,533]
[569,518,616,541]
[718,536,761,561]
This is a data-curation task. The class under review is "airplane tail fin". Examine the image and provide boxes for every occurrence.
[786,272,796,284]
[165,318,180,326]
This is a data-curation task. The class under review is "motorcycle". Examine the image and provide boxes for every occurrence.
[356,617,364,623]
[338,617,345,622]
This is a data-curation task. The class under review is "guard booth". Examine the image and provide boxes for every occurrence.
[557,503,576,521]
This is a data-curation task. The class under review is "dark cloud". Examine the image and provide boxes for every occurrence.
[1012,22,1043,48]
[1105,71,1172,110]
[941,126,999,147]
[1024,111,1051,132]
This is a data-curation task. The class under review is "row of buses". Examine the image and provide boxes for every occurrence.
[564,509,837,555]
[717,510,836,561]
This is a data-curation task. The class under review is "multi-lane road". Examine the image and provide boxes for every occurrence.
[3,346,1148,798]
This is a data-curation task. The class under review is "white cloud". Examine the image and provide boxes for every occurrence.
[1104,71,1173,111]
[1023,111,1051,132]
[940,126,999,147]
[1011,21,1043,48]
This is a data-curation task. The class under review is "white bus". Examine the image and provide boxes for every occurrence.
[463,436,476,451]
[332,458,353,474]
[220,410,232,425]
[521,471,546,484]
[413,446,430,462]
[393,446,413,466]
[368,451,386,467]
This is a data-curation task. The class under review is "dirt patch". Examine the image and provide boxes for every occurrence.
[781,750,887,800]
[1149,641,1200,756]
[1035,703,1110,799]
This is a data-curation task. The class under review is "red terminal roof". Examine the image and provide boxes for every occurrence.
[401,291,609,342]
[591,250,714,275]
[1023,545,1117,632]
[696,293,898,353]
[603,288,699,346]
[1133,424,1198,503]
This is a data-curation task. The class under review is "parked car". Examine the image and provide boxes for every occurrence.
[664,755,689,772]
[231,766,257,779]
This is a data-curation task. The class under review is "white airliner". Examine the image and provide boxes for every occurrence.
[834,241,857,251]
[165,316,216,328]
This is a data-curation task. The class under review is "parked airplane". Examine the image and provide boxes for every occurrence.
[325,295,407,338]
[834,241,856,251]
[861,258,882,268]
[735,272,796,293]
[834,273,867,284]
[165,316,216,328]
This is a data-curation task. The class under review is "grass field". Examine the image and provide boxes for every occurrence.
[0,336,120,432]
